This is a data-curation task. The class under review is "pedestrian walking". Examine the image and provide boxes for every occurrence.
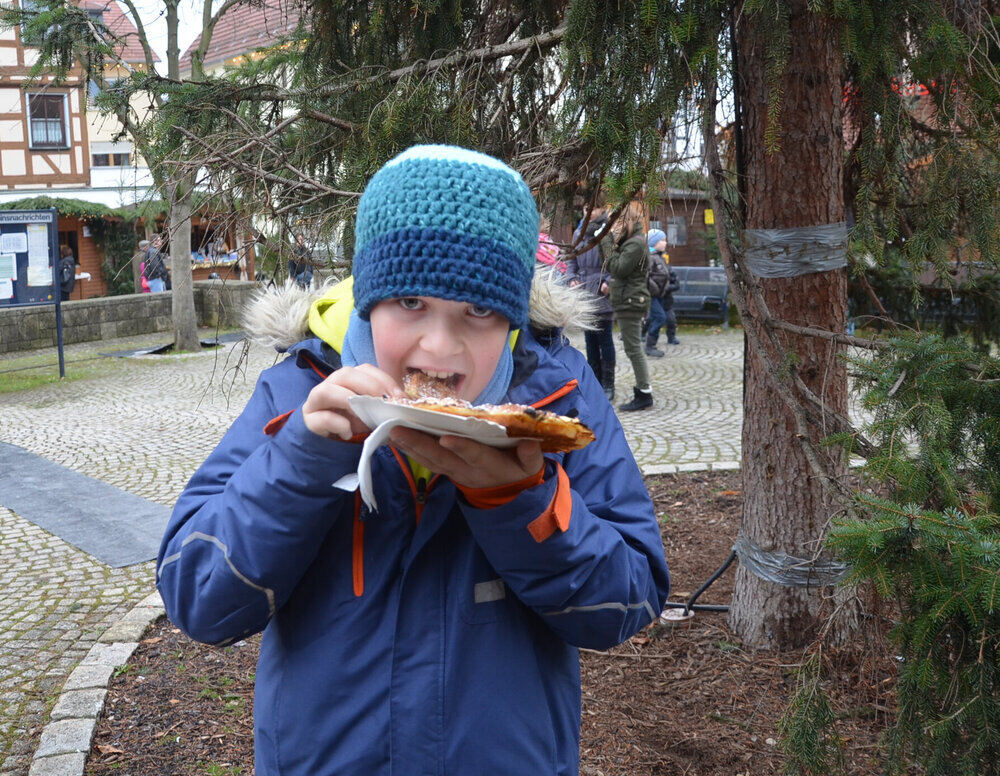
[602,202,654,411]
[565,207,615,399]
[289,233,314,288]
[157,144,670,776]
[644,229,680,356]
[58,244,77,301]
[144,236,169,293]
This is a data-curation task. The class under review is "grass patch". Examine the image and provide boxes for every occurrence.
[0,353,126,394]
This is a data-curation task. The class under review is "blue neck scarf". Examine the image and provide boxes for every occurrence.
[340,310,514,405]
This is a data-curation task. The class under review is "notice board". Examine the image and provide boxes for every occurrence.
[0,208,59,307]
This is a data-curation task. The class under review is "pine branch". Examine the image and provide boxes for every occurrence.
[153,24,567,105]
[171,124,358,199]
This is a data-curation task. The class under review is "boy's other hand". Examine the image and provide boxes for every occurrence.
[303,364,401,440]
[389,428,544,490]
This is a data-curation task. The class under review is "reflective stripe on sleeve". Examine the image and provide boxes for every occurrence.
[157,531,276,618]
[543,598,658,623]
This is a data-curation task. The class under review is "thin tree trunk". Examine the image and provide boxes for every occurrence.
[131,247,143,293]
[170,179,200,351]
[727,0,852,648]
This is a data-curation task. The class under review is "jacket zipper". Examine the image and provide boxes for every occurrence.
[352,492,364,597]
[415,477,428,520]
[389,446,439,525]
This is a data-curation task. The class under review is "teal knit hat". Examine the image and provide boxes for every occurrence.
[352,145,540,327]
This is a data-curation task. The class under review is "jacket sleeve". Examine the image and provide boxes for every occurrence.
[668,270,680,293]
[156,368,362,645]
[604,236,647,281]
[460,380,670,650]
[564,256,580,284]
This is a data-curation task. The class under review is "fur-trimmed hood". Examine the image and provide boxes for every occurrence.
[243,266,598,353]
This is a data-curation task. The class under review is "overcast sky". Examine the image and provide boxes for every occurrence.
[129,0,204,70]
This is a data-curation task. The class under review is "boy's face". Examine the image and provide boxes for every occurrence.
[370,296,510,403]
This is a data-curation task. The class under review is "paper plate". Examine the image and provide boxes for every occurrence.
[348,395,524,448]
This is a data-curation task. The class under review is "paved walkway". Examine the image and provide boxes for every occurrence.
[0,325,745,775]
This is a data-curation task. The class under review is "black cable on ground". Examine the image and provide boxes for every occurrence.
[662,602,730,613]
[660,549,739,616]
[683,549,738,614]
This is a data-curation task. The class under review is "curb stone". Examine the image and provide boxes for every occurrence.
[28,590,165,776]
[641,460,741,476]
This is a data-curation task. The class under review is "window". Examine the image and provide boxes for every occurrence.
[18,0,44,47]
[88,78,117,106]
[91,152,131,167]
[665,216,687,246]
[28,93,69,149]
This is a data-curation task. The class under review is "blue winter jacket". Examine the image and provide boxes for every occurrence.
[157,326,669,776]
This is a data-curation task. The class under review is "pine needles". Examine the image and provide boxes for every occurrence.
[789,333,1000,775]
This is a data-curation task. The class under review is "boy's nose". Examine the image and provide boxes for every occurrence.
[418,318,462,357]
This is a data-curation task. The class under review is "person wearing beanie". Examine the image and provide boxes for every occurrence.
[158,145,670,776]
[601,201,655,411]
[645,229,681,351]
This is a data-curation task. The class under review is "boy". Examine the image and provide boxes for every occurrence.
[158,145,670,776]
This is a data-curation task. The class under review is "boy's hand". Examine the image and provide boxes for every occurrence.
[302,364,400,440]
[388,428,544,490]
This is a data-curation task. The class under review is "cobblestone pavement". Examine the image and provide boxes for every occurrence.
[0,323,847,774]
[0,335,277,776]
[578,329,746,467]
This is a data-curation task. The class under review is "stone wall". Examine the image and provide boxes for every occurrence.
[0,281,258,353]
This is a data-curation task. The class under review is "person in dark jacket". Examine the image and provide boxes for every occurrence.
[288,233,314,288]
[158,145,670,776]
[644,229,681,356]
[58,244,77,301]
[643,229,668,357]
[602,203,654,411]
[144,235,169,293]
[566,207,615,399]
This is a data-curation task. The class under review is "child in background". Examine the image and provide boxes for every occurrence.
[157,145,669,776]
[536,214,569,274]
[645,229,680,355]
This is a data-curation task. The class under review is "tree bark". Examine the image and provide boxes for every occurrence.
[170,179,200,352]
[727,0,851,648]
[131,247,143,293]
[163,0,200,352]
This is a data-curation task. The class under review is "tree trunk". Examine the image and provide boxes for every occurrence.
[170,180,200,351]
[727,0,851,649]
[131,247,143,293]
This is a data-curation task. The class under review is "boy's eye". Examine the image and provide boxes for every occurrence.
[468,305,493,318]
[398,298,422,310]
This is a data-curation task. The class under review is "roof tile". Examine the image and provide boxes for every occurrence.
[78,0,158,64]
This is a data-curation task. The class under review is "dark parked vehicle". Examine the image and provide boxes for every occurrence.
[671,266,730,325]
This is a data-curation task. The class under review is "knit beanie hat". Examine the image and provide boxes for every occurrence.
[352,145,540,328]
[647,228,667,250]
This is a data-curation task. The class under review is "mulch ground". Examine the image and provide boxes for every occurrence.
[84,472,897,776]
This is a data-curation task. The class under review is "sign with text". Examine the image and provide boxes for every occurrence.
[0,208,58,307]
